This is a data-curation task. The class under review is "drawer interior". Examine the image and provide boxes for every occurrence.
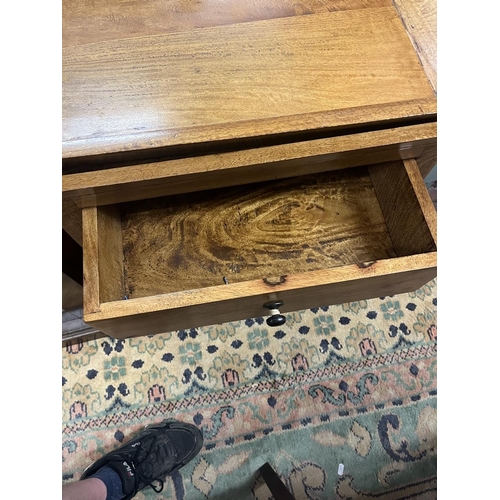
[89,162,436,303]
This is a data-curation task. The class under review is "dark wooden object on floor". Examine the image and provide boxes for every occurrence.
[259,462,296,500]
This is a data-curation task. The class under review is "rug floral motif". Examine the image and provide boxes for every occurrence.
[62,279,437,499]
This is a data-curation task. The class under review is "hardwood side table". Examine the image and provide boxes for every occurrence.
[62,0,437,340]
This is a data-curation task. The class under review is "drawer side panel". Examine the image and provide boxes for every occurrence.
[368,161,436,256]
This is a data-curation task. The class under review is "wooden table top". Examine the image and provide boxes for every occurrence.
[62,0,436,174]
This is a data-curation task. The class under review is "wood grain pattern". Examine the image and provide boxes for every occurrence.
[62,100,436,175]
[403,158,437,245]
[97,205,125,303]
[121,168,397,298]
[63,8,435,161]
[62,123,437,207]
[83,253,437,339]
[63,0,393,47]
[393,0,436,92]
[368,160,436,256]
[81,158,437,338]
[405,1,437,177]
[82,206,100,314]
[82,206,125,312]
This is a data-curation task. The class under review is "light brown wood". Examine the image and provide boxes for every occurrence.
[393,0,436,92]
[63,123,437,207]
[82,207,100,314]
[63,0,393,47]
[121,168,397,298]
[63,7,435,162]
[66,4,437,340]
[97,206,125,303]
[368,160,436,257]
[403,158,437,245]
[84,253,436,339]
[82,205,125,311]
[81,160,437,339]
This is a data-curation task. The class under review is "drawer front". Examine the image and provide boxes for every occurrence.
[63,123,436,208]
[84,257,436,339]
[83,159,436,339]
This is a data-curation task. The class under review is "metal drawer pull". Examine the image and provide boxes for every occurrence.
[263,301,286,327]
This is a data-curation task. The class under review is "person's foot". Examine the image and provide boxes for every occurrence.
[80,419,203,499]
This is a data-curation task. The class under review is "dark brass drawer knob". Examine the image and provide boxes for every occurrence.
[263,301,286,327]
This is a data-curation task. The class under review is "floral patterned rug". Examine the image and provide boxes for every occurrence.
[62,279,437,499]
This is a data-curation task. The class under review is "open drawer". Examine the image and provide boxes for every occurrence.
[82,158,436,339]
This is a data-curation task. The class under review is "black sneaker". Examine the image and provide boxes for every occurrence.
[80,419,203,499]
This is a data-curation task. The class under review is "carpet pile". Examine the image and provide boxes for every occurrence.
[62,279,437,499]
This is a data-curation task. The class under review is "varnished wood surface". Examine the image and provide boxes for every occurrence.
[63,0,393,47]
[393,0,436,92]
[403,158,437,245]
[121,168,396,297]
[82,206,100,315]
[97,206,125,303]
[81,159,437,338]
[369,160,436,256]
[84,253,437,339]
[62,123,436,207]
[68,2,438,338]
[63,7,435,162]
[82,205,126,311]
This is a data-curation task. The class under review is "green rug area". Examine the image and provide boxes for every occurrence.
[62,279,437,499]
